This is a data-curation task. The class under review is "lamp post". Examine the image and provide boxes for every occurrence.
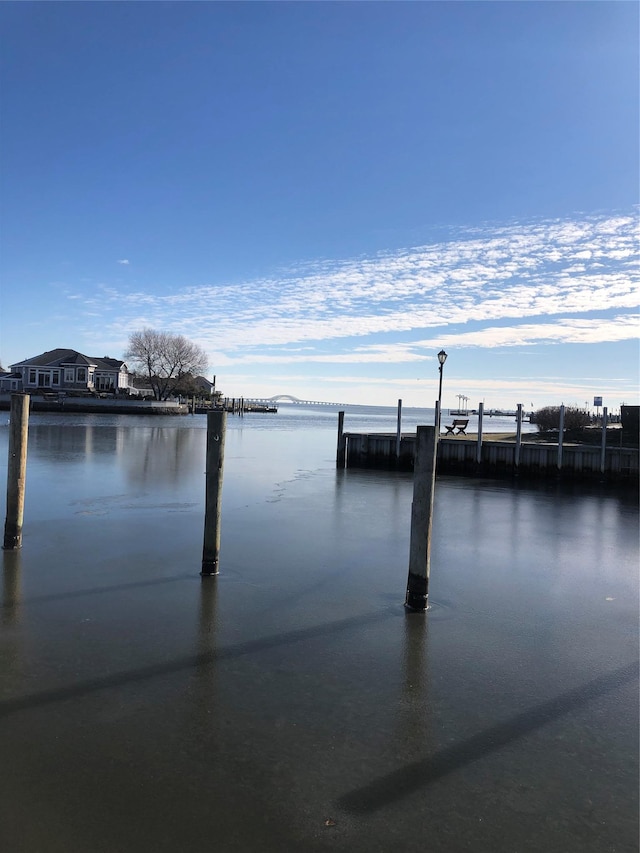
[437,349,447,430]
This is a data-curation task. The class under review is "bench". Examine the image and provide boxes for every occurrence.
[444,418,469,435]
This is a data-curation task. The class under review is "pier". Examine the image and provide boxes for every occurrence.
[340,431,639,482]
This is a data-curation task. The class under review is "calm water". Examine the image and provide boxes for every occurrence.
[0,408,637,852]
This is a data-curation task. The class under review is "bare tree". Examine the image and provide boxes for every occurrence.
[124,329,208,401]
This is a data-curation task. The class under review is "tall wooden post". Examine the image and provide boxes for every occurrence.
[600,406,608,474]
[557,404,565,470]
[476,401,484,464]
[336,411,346,468]
[3,394,30,550]
[201,409,226,576]
[396,399,402,458]
[405,426,437,612]
[514,403,523,468]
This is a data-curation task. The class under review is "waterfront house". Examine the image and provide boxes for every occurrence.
[8,349,130,394]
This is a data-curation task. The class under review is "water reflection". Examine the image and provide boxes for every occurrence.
[2,549,22,627]
[401,615,432,758]
[21,423,206,488]
[198,578,219,654]
[27,425,121,462]
[435,477,638,598]
[0,414,637,851]
[125,427,204,487]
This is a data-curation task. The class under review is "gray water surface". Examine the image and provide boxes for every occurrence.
[1,414,637,852]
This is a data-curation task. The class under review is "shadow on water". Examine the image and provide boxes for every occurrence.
[1,566,199,609]
[338,659,639,814]
[0,606,397,719]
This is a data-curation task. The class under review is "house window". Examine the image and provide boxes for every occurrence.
[64,368,74,383]
[29,369,36,384]
[97,376,114,391]
[38,372,51,387]
[52,371,60,385]
[76,368,86,382]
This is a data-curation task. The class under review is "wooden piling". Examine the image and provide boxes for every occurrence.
[405,425,437,612]
[600,407,608,474]
[336,411,346,468]
[3,394,30,550]
[396,399,402,458]
[476,402,484,464]
[557,404,565,470]
[515,403,523,468]
[201,409,227,576]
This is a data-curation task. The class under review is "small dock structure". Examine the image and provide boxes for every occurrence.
[340,432,637,481]
[337,406,638,483]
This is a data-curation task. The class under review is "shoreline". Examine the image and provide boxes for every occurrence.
[0,395,189,415]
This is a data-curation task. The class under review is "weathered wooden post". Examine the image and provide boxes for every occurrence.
[557,404,565,470]
[395,399,402,459]
[600,406,608,474]
[514,403,523,468]
[336,411,346,468]
[476,401,484,464]
[405,425,437,612]
[201,409,227,576]
[3,394,30,550]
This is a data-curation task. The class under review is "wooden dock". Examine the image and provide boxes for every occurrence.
[340,431,639,482]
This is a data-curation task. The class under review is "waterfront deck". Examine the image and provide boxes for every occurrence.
[341,431,639,482]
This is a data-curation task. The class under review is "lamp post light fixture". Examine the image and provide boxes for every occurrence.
[437,349,447,430]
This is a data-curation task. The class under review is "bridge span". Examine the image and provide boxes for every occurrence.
[245,395,347,407]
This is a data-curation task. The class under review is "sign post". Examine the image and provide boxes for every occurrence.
[594,396,603,423]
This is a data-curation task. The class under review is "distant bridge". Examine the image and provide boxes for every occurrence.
[245,395,347,407]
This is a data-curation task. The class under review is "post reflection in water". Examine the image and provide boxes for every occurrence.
[195,577,220,730]
[1,549,23,723]
[2,548,22,627]
[401,614,431,759]
[126,425,205,488]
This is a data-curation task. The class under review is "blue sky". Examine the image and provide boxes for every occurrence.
[1,1,638,409]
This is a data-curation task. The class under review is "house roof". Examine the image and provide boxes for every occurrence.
[193,375,214,391]
[11,349,125,372]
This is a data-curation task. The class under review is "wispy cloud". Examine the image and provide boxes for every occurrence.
[86,211,637,354]
[67,212,638,390]
[415,314,640,350]
[117,259,130,265]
